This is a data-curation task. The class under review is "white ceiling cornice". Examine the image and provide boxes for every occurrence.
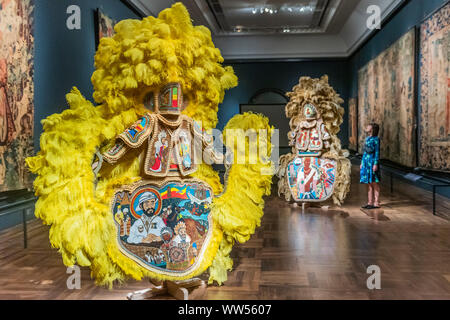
[126,0,155,17]
[190,0,344,36]
[213,34,349,60]
[340,0,406,56]
[126,0,407,60]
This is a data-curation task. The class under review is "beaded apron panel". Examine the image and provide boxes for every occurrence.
[286,157,336,202]
[111,179,213,276]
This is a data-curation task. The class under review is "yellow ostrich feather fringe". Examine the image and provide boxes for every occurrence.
[26,3,272,287]
[208,113,274,284]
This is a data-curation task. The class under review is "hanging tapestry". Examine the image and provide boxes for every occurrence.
[0,0,34,192]
[358,29,416,167]
[348,98,358,152]
[96,9,116,48]
[419,3,450,171]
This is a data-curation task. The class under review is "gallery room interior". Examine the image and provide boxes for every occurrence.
[1,0,450,302]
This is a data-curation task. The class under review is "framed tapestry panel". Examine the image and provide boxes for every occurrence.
[419,2,450,172]
[358,29,416,168]
[95,9,117,48]
[0,0,34,192]
[348,98,358,152]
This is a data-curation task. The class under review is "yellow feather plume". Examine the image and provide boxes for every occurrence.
[209,113,274,285]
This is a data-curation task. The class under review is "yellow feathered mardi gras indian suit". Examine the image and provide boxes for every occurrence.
[26,3,273,287]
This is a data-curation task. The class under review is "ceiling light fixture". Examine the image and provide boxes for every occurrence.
[253,5,279,15]
[282,5,314,14]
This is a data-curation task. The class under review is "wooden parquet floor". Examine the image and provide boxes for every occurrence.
[1,166,450,300]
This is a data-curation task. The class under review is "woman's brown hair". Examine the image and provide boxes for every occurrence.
[370,123,380,137]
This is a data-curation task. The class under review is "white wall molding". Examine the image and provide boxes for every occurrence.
[213,34,349,60]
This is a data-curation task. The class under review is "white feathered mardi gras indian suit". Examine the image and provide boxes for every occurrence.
[277,76,351,206]
[26,3,273,287]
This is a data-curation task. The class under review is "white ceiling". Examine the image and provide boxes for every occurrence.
[219,0,322,30]
[127,0,405,60]
[195,0,338,34]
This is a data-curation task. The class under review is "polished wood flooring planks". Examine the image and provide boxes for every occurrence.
[1,165,450,300]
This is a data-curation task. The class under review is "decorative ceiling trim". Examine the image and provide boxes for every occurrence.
[204,0,230,32]
[322,0,344,32]
[221,50,349,60]
[124,0,407,60]
[191,0,221,34]
[124,0,154,17]
[194,0,343,35]
[312,0,330,28]
[225,57,348,63]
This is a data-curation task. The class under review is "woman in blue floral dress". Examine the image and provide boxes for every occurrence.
[360,123,381,209]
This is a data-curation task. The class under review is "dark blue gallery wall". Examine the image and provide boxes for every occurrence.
[348,0,450,199]
[33,0,140,151]
[217,60,350,145]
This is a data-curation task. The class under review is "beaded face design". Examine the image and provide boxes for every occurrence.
[304,103,318,120]
[143,83,184,115]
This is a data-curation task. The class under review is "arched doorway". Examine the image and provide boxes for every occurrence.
[240,88,290,155]
[248,88,288,104]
